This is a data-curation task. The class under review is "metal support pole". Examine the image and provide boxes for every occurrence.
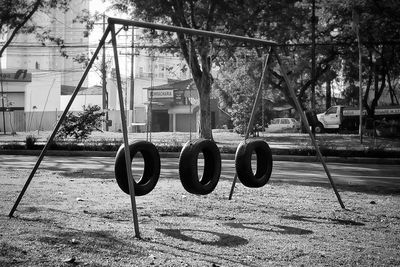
[274,48,345,209]
[102,13,109,131]
[110,23,141,238]
[311,0,316,134]
[130,26,135,112]
[107,18,276,47]
[356,13,363,144]
[9,26,112,218]
[229,50,271,200]
[0,59,6,134]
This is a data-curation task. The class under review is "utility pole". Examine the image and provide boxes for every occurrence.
[311,0,316,134]
[353,8,363,144]
[102,14,109,131]
[261,88,264,131]
[130,26,135,126]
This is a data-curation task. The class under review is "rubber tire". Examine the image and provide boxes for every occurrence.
[315,123,324,133]
[235,139,273,188]
[114,140,160,196]
[179,139,221,195]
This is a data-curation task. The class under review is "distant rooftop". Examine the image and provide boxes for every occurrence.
[145,79,194,90]
[61,85,102,95]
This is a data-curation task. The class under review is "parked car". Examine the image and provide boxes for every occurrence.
[266,118,300,132]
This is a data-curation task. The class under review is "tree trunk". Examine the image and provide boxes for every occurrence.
[169,3,215,140]
[325,80,332,110]
[191,59,213,140]
[198,89,213,140]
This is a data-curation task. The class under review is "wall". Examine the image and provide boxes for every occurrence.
[60,94,102,111]
[176,113,197,132]
[25,73,61,112]
[107,107,146,132]
[25,111,61,132]
[0,110,24,133]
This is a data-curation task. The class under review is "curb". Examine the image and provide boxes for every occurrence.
[1,149,399,165]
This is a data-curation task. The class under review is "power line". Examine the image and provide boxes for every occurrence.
[3,40,400,50]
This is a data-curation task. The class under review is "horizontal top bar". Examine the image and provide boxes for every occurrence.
[108,17,277,46]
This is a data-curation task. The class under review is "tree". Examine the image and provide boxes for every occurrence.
[56,104,105,140]
[258,0,400,118]
[213,1,340,118]
[321,0,400,118]
[0,0,73,134]
[112,0,305,140]
[263,0,342,112]
[0,0,72,57]
[215,56,262,134]
[214,51,285,134]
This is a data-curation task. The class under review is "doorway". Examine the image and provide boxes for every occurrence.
[151,110,169,132]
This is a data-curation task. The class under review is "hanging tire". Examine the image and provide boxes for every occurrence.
[179,139,221,195]
[235,139,273,188]
[114,140,160,196]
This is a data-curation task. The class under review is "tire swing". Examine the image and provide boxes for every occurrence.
[114,140,160,196]
[235,139,273,188]
[179,139,221,195]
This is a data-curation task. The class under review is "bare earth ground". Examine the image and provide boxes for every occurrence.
[1,167,400,266]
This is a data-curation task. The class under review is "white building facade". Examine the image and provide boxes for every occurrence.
[0,0,191,133]
[0,0,90,132]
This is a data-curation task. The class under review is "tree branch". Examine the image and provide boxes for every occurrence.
[0,0,42,57]
[298,49,338,100]
[188,0,198,29]
[363,52,373,116]
[205,0,217,31]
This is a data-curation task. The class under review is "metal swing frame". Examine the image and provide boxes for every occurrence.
[9,17,344,239]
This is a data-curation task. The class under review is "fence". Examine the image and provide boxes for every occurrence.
[0,108,147,133]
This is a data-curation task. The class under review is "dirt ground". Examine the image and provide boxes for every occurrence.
[1,167,399,266]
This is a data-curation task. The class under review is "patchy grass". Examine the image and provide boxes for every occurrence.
[1,130,400,157]
[1,168,400,266]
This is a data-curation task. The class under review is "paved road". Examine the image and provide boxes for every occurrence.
[1,155,399,194]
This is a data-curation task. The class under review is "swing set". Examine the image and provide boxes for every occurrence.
[8,17,345,238]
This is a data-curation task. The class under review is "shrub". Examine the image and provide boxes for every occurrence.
[25,135,37,149]
[57,105,105,141]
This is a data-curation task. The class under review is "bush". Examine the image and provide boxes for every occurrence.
[25,135,37,149]
[57,105,105,141]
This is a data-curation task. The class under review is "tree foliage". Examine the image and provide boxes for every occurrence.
[320,0,400,117]
[57,105,105,140]
[214,52,282,134]
[112,0,309,139]
[215,57,262,134]
[216,0,400,124]
[0,0,73,57]
[213,0,339,120]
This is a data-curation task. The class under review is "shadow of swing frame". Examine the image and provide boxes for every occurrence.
[9,17,344,239]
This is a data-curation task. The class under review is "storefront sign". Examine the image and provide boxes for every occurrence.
[174,90,185,104]
[149,89,173,99]
[0,69,32,82]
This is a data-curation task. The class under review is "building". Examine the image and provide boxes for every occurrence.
[145,79,229,132]
[0,69,32,133]
[1,1,227,134]
[146,79,198,132]
[0,0,90,132]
